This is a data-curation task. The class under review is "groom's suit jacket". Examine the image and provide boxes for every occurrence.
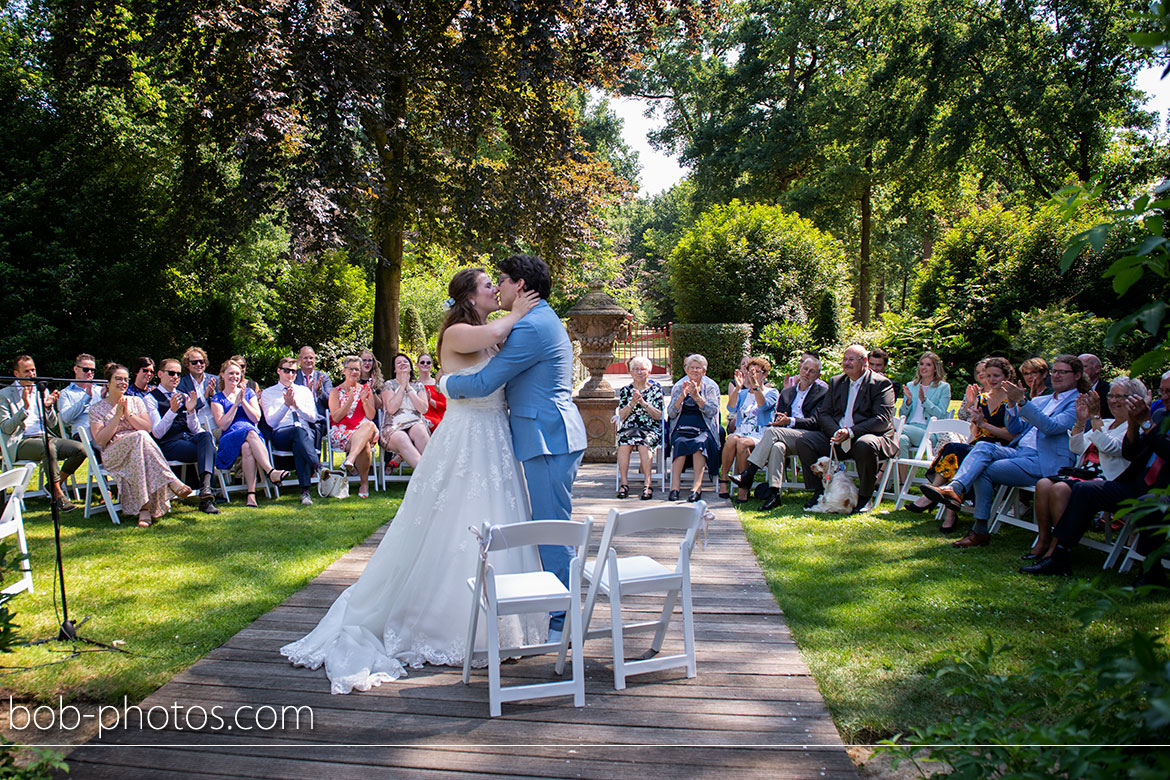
[442,300,586,462]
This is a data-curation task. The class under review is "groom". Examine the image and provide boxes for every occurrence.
[440,254,587,634]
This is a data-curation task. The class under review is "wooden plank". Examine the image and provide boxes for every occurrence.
[60,463,858,780]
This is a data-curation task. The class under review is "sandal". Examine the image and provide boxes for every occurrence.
[171,482,194,500]
[617,484,629,499]
[641,486,654,500]
[267,468,290,484]
[358,490,369,499]
[245,491,258,508]
[344,460,358,476]
[137,515,153,528]
[717,480,730,499]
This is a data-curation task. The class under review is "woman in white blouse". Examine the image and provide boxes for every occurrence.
[1025,376,1143,561]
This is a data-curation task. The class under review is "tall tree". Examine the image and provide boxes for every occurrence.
[173,0,713,362]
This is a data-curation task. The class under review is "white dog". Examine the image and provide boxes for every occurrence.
[804,455,858,514]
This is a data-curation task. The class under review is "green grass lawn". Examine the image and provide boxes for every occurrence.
[1,487,403,704]
[735,493,1170,743]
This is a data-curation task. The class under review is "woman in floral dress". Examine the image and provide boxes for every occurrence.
[90,364,192,527]
[616,356,664,499]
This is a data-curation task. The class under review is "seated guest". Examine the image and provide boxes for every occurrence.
[1,355,86,510]
[1151,369,1170,425]
[149,358,220,514]
[358,349,384,411]
[178,346,218,432]
[725,355,749,434]
[784,350,829,390]
[295,345,333,443]
[897,351,953,459]
[417,352,446,430]
[667,353,722,502]
[58,353,99,436]
[868,348,901,397]
[1022,393,1170,584]
[793,344,897,514]
[211,359,288,508]
[127,357,156,398]
[90,364,192,527]
[956,358,991,422]
[922,354,1086,548]
[330,356,378,497]
[231,355,261,394]
[1079,352,1109,410]
[908,357,1016,530]
[615,356,664,500]
[1019,357,1050,400]
[379,353,430,468]
[1025,377,1140,561]
[261,357,323,507]
[719,356,779,500]
[729,355,827,510]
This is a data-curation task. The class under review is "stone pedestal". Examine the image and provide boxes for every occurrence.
[566,280,630,463]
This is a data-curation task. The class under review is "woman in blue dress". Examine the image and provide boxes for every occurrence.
[211,359,287,507]
[666,353,722,503]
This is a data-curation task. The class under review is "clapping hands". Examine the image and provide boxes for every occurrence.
[1001,380,1026,406]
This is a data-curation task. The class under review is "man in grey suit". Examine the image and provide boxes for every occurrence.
[729,355,828,509]
[793,344,897,514]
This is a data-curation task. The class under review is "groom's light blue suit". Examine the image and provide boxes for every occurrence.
[442,300,586,628]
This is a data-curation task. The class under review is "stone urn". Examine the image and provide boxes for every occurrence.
[566,280,631,462]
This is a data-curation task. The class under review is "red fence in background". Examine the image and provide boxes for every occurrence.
[607,321,670,376]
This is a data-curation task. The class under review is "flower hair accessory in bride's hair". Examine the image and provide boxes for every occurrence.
[443,297,454,311]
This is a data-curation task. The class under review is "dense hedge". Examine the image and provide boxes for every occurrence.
[670,323,752,383]
[669,200,848,337]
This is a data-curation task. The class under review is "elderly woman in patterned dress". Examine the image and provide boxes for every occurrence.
[616,356,664,500]
[90,364,192,527]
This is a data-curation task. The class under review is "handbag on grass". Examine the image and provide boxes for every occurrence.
[318,469,350,499]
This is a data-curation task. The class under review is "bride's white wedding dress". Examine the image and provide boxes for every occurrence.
[280,357,545,694]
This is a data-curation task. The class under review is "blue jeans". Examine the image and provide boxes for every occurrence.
[522,449,584,632]
[951,442,1042,522]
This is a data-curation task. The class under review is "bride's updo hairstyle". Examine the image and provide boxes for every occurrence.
[437,267,488,359]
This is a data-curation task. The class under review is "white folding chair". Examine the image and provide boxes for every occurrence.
[613,405,667,493]
[0,431,50,504]
[0,464,37,597]
[462,517,594,717]
[893,418,971,510]
[581,502,704,690]
[75,427,122,524]
[872,416,905,503]
[988,483,1037,534]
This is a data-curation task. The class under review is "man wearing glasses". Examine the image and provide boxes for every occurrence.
[177,346,218,432]
[58,353,100,436]
[1,355,87,511]
[261,357,323,506]
[148,358,220,514]
[923,354,1085,548]
[294,346,332,445]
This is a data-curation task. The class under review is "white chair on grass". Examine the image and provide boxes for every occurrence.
[75,427,122,524]
[462,517,594,717]
[893,417,971,510]
[613,405,668,493]
[0,433,50,505]
[581,501,704,690]
[0,464,37,597]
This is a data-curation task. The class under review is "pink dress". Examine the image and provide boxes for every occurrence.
[90,397,182,519]
[329,386,371,450]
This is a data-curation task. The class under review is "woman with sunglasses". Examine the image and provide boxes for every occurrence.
[178,346,218,432]
[90,363,192,527]
[211,359,288,507]
[417,352,446,430]
[231,354,261,394]
[126,357,156,398]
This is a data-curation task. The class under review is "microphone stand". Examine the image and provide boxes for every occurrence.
[1,373,123,651]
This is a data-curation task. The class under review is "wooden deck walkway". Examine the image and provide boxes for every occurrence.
[61,464,857,779]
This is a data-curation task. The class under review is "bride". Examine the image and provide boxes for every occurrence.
[281,267,544,694]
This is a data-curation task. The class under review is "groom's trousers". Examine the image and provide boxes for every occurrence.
[523,449,584,632]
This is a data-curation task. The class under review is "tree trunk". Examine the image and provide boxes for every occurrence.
[858,160,873,326]
[373,226,403,367]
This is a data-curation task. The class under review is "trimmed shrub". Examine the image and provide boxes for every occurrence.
[400,304,426,355]
[670,323,752,383]
[668,200,849,337]
[811,289,844,349]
